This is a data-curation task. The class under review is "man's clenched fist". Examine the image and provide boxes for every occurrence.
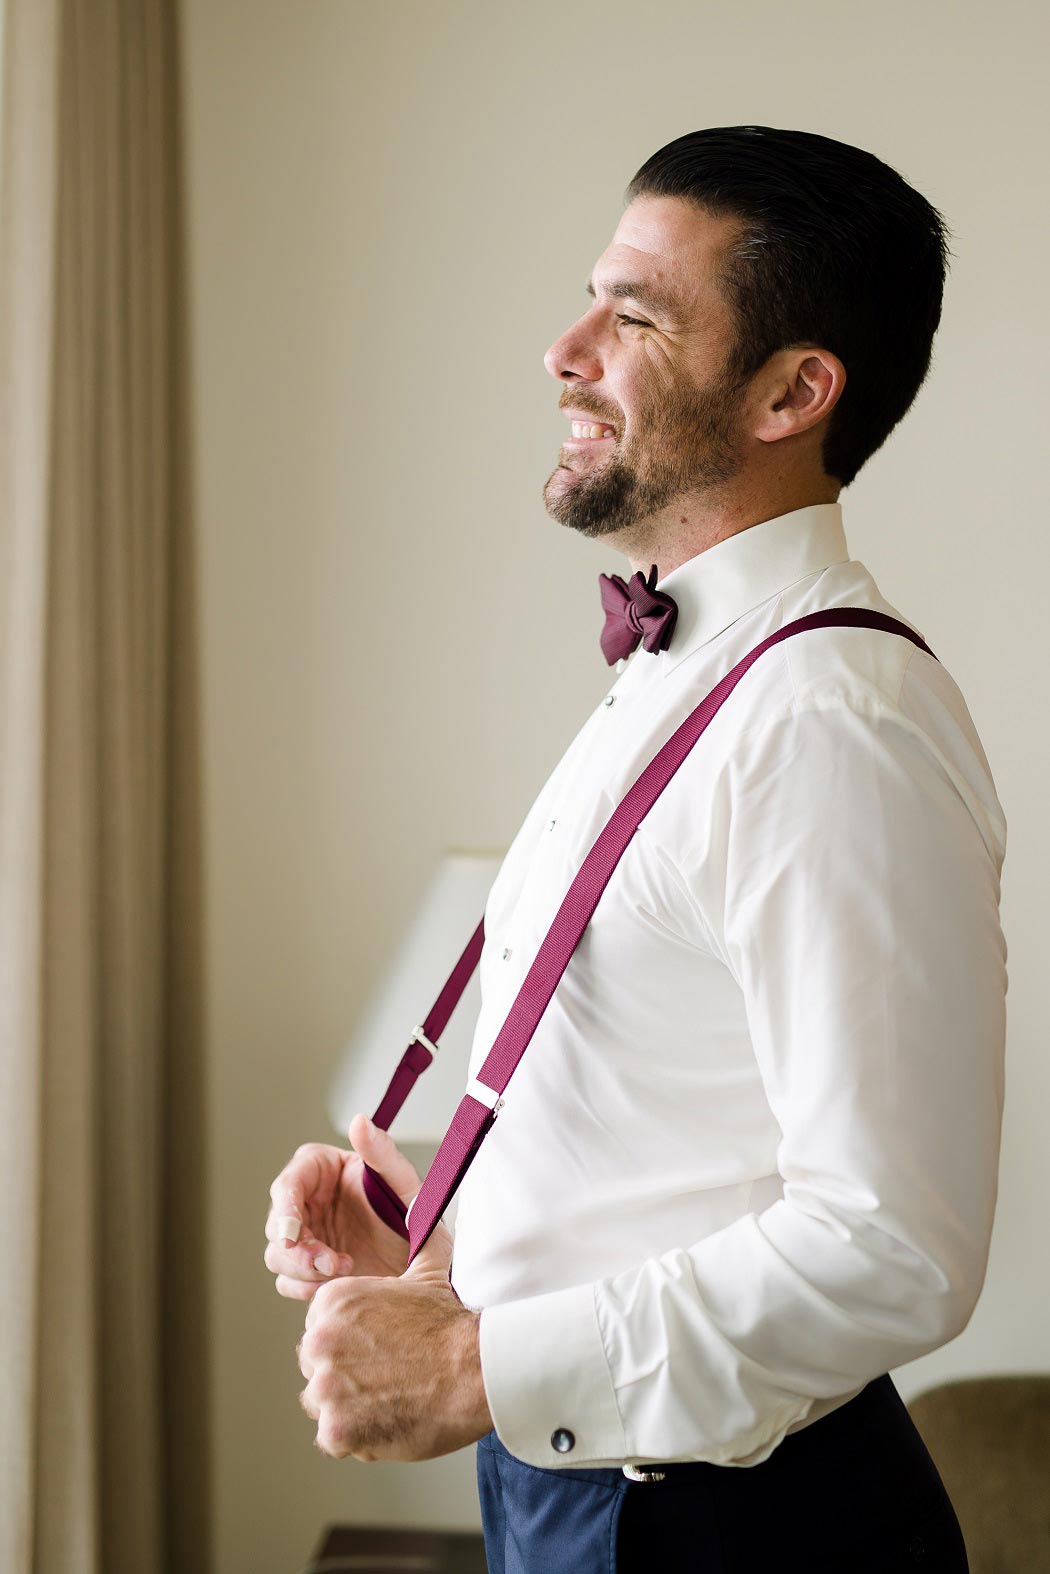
[295,1209,493,1461]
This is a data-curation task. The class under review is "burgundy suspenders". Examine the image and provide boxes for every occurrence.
[360,609,939,1265]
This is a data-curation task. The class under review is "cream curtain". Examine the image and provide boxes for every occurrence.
[0,2,211,1571]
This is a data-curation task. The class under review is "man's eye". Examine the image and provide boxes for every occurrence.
[617,313,650,328]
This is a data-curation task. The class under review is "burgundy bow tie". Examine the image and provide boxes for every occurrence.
[598,564,679,665]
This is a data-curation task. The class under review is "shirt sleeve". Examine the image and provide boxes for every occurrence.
[478,694,1008,1468]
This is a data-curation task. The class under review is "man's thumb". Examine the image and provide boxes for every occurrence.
[348,1111,422,1207]
[403,1214,454,1282]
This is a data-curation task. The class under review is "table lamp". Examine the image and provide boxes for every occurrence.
[327,849,505,1148]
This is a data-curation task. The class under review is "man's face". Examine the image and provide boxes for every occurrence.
[542,195,753,541]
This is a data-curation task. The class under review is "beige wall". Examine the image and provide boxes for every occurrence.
[180,3,1049,1569]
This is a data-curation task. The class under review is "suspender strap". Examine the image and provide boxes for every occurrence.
[360,917,486,1235]
[371,917,487,1130]
[366,609,939,1260]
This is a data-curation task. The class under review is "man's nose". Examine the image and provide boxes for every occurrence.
[543,316,603,382]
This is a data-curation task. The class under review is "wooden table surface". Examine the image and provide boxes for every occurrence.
[302,1523,488,1573]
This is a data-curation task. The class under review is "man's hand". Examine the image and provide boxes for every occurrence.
[295,1212,494,1461]
[264,1114,421,1297]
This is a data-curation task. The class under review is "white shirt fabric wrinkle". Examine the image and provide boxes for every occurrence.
[447,501,1008,1473]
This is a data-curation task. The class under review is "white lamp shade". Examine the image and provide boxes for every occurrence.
[327,850,505,1143]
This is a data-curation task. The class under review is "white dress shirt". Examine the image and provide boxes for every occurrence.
[448,502,1008,1472]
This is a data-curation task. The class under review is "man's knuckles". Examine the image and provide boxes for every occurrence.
[317,1411,356,1459]
[268,1140,335,1199]
[303,1274,348,1331]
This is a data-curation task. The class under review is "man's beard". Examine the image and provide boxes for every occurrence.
[542,360,750,540]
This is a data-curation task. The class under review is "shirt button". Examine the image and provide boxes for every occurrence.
[501,946,512,961]
[547,818,557,831]
[550,1428,576,1454]
[603,695,616,707]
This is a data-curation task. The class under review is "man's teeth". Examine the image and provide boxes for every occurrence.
[572,422,615,439]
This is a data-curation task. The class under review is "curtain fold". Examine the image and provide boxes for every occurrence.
[0,2,211,1570]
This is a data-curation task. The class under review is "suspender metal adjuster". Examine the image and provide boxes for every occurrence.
[410,1024,440,1056]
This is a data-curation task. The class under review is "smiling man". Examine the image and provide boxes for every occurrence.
[545,200,762,550]
[543,197,804,560]
[268,126,1007,1572]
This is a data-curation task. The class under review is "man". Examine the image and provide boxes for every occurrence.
[265,126,1007,1570]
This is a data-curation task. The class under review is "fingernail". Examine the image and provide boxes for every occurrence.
[313,1253,333,1276]
[277,1216,301,1243]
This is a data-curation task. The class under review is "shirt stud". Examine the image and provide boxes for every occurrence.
[603,694,616,707]
[550,1427,576,1453]
[501,946,512,960]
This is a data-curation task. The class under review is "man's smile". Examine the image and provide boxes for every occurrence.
[560,406,619,448]
[562,425,617,449]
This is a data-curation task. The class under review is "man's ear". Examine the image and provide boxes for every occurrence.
[753,348,846,446]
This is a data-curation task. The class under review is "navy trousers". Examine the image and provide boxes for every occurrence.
[475,1375,968,1572]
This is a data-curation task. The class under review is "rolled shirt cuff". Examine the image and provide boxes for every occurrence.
[478,1279,628,1467]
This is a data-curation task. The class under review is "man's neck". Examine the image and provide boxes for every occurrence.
[623,482,841,579]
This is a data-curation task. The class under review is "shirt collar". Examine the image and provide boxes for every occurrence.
[649,502,850,677]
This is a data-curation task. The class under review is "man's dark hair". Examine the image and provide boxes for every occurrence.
[625,126,952,488]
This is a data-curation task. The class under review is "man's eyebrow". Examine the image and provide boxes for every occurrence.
[585,276,682,320]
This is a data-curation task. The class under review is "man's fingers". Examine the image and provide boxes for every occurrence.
[276,1272,325,1302]
[265,1236,354,1283]
[265,1209,303,1246]
[267,1177,303,1246]
[267,1168,306,1245]
[264,1210,335,1284]
[266,1144,344,1259]
[269,1142,338,1243]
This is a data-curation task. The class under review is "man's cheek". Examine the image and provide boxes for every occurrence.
[639,337,678,380]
